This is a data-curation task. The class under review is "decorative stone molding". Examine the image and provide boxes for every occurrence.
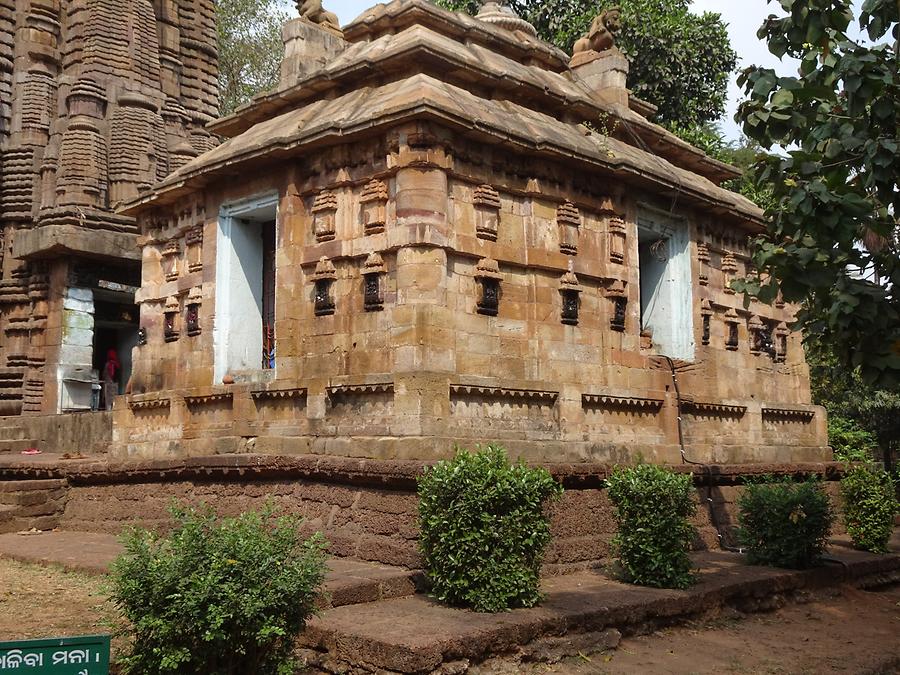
[163,295,180,342]
[186,225,203,272]
[683,401,747,418]
[475,257,502,316]
[608,216,626,264]
[128,397,171,411]
[557,201,581,255]
[312,190,338,242]
[363,252,386,311]
[360,179,388,235]
[721,252,738,295]
[186,286,202,336]
[700,300,713,346]
[582,393,663,413]
[749,315,774,357]
[312,257,337,316]
[185,392,233,407]
[450,384,558,404]
[774,322,789,363]
[473,184,501,241]
[724,308,739,350]
[697,242,710,286]
[251,387,308,401]
[162,240,180,281]
[559,270,582,326]
[327,383,394,397]
[762,407,816,423]
[606,280,627,332]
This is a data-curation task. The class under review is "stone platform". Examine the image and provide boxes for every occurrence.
[0,530,423,609]
[298,537,900,673]
[0,453,851,571]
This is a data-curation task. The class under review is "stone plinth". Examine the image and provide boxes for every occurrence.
[570,48,630,107]
[280,18,346,89]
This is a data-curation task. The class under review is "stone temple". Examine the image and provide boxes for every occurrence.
[0,0,217,449]
[111,0,829,464]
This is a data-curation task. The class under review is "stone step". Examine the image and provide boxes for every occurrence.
[0,530,422,608]
[0,439,38,453]
[299,539,900,674]
[0,426,28,441]
[0,479,68,492]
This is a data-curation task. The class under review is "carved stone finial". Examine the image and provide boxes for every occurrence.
[475,1,538,38]
[297,0,341,32]
[572,7,622,55]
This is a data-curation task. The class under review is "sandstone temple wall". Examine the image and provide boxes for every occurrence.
[119,118,827,464]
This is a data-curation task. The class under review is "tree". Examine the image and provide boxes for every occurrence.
[806,335,900,471]
[736,0,899,389]
[216,0,291,115]
[433,0,737,127]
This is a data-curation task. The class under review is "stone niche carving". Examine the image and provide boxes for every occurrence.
[359,179,389,235]
[362,252,386,311]
[608,216,626,264]
[164,295,181,342]
[186,286,202,336]
[161,240,180,281]
[697,242,710,286]
[724,308,740,350]
[186,226,203,272]
[473,184,501,241]
[774,322,789,363]
[559,271,582,326]
[700,299,713,346]
[721,252,738,295]
[312,256,337,316]
[557,201,581,255]
[748,315,774,357]
[606,280,627,332]
[312,190,338,242]
[474,257,502,317]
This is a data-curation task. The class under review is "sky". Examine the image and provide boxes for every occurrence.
[324,2,822,141]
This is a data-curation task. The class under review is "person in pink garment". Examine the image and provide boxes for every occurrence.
[102,348,121,410]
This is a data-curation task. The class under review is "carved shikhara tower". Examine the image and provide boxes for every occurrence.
[117,0,829,463]
[0,0,217,415]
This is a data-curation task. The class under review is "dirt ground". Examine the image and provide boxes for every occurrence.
[0,558,119,643]
[493,584,900,675]
[1,558,899,674]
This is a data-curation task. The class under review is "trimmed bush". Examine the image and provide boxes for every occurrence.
[841,466,899,553]
[605,464,696,589]
[417,444,563,612]
[737,478,834,569]
[110,503,327,675]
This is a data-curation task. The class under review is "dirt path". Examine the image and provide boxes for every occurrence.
[486,584,900,675]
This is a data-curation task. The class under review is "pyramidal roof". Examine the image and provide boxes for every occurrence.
[123,0,759,226]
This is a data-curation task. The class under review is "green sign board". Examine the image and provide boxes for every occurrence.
[0,635,109,674]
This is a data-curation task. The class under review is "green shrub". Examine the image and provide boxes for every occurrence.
[828,414,877,463]
[417,444,563,612]
[841,466,899,553]
[737,478,834,569]
[605,464,697,589]
[110,503,327,675]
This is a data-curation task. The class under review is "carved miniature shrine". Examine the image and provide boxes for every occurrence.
[116,0,829,463]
